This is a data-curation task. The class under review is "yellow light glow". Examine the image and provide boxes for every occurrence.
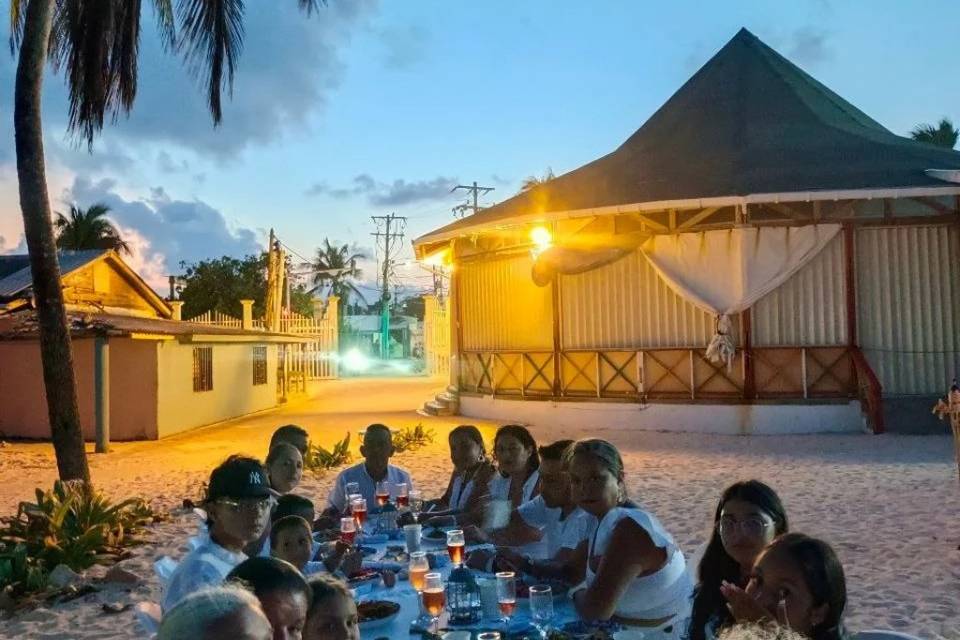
[421,247,450,267]
[530,226,552,251]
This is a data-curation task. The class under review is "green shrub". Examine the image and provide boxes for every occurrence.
[0,480,158,597]
[392,423,435,453]
[303,433,353,473]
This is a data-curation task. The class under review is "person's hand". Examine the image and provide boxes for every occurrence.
[462,525,490,544]
[721,581,774,624]
[339,550,363,576]
[397,511,416,527]
[313,515,337,531]
[332,540,351,557]
[425,515,457,529]
[494,548,526,574]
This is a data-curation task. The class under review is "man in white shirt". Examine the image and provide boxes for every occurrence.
[323,424,414,514]
[466,440,597,581]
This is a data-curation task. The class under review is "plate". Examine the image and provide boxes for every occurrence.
[357,600,401,632]
[423,528,448,542]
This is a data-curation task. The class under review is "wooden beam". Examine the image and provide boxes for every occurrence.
[843,224,857,346]
[678,207,722,230]
[630,213,670,233]
[551,275,562,398]
[813,200,822,221]
[910,196,952,216]
[669,209,677,231]
[764,202,808,220]
[742,309,756,399]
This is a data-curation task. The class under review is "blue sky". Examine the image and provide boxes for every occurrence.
[1,0,959,297]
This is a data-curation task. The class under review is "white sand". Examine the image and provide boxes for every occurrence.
[0,379,957,639]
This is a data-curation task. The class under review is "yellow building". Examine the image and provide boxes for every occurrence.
[0,250,309,441]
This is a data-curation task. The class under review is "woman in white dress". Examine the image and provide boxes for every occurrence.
[488,424,541,507]
[568,439,692,640]
[425,425,496,526]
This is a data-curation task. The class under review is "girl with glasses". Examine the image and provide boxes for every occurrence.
[687,481,788,640]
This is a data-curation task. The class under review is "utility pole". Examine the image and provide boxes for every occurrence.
[371,213,407,359]
[451,181,494,218]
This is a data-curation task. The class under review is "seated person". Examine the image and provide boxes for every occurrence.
[488,425,541,509]
[323,424,413,515]
[688,481,789,640]
[227,557,312,640]
[721,533,848,640]
[272,515,359,576]
[467,439,596,578]
[718,622,809,640]
[163,456,276,612]
[270,424,310,458]
[420,425,496,525]
[303,574,360,640]
[266,443,304,495]
[158,583,272,640]
[568,439,692,639]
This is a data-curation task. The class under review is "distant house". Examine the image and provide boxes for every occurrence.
[343,314,420,358]
[0,250,309,441]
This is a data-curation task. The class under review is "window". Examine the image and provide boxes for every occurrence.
[252,345,267,386]
[193,347,213,392]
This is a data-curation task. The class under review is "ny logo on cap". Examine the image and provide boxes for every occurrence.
[249,471,263,485]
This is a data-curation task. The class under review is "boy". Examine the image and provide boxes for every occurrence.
[271,515,360,576]
[303,574,360,640]
[228,557,313,640]
[270,424,310,458]
[163,456,277,612]
[323,424,413,514]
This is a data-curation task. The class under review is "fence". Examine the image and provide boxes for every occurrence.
[424,295,451,379]
[187,310,242,328]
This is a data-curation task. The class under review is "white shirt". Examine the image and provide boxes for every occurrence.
[326,463,413,512]
[162,538,246,612]
[516,497,597,560]
[586,506,692,625]
[488,469,540,504]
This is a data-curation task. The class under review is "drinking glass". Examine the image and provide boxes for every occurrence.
[395,482,409,507]
[495,571,516,624]
[404,523,423,553]
[350,497,368,532]
[409,489,424,519]
[344,481,360,511]
[375,481,391,507]
[529,584,554,632]
[408,551,429,592]
[422,572,446,632]
[339,516,357,545]
[446,529,465,567]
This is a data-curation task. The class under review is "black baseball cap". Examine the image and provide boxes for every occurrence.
[206,455,278,501]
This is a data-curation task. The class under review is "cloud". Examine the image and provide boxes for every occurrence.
[306,174,458,206]
[378,25,429,70]
[62,177,263,278]
[785,27,832,67]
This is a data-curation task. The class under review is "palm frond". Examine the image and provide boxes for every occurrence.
[50,0,146,148]
[9,0,26,54]
[297,0,326,15]
[152,0,175,50]
[176,0,245,125]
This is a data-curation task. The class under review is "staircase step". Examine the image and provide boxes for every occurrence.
[436,392,458,405]
[424,400,455,416]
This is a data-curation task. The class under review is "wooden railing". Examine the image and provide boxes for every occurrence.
[459,346,860,403]
[850,347,885,434]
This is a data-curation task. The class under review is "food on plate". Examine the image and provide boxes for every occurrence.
[357,600,400,622]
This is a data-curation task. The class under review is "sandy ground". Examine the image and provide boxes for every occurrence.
[0,377,957,639]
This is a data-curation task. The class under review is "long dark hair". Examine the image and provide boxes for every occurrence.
[449,424,487,457]
[764,533,848,640]
[688,481,788,640]
[493,424,539,475]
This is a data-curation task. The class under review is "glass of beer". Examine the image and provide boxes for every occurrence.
[495,571,516,624]
[422,572,446,631]
[408,551,429,592]
[446,529,465,567]
[339,516,357,545]
[350,497,367,531]
[395,482,409,507]
[375,481,391,507]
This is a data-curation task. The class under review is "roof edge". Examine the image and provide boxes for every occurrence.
[414,185,960,248]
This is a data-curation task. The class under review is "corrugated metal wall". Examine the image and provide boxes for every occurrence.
[856,225,960,395]
[560,249,715,349]
[753,233,847,347]
[458,255,554,350]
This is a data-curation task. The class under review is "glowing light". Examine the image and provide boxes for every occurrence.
[421,247,451,267]
[530,226,552,256]
[388,360,412,373]
[343,348,370,372]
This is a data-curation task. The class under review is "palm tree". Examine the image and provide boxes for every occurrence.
[519,167,556,192]
[55,203,130,255]
[910,118,959,149]
[10,0,324,483]
[311,239,366,309]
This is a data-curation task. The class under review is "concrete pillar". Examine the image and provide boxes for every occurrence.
[94,336,110,453]
[240,299,254,330]
[423,295,437,376]
[169,300,184,321]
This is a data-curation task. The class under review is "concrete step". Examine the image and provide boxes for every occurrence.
[423,400,456,416]
[435,392,459,406]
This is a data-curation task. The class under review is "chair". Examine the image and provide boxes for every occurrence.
[853,631,924,640]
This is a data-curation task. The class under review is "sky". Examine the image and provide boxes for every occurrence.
[1,0,959,301]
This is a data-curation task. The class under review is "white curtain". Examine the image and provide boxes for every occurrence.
[640,224,842,366]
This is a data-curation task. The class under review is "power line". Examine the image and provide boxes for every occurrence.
[451,181,495,218]
[370,213,407,358]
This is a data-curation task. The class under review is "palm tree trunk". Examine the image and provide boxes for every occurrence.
[14,0,91,483]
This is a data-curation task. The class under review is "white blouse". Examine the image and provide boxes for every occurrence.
[487,469,540,504]
[586,506,692,636]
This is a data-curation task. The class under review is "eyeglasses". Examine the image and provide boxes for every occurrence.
[718,516,773,539]
[216,496,276,515]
